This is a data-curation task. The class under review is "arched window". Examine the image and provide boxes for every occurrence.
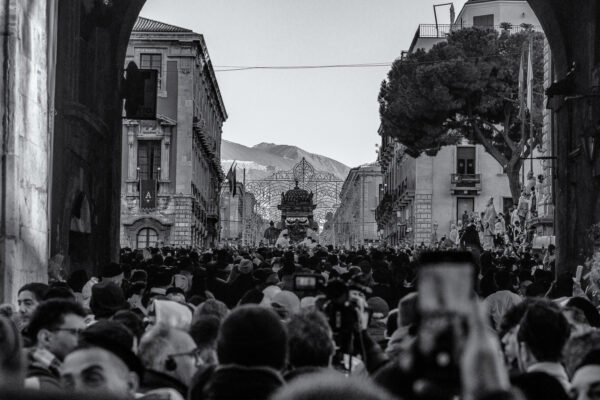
[136,228,158,249]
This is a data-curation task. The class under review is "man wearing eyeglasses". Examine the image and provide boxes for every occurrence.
[24,298,87,390]
[138,324,199,399]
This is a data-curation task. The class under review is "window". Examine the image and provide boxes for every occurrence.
[140,53,162,89]
[138,140,161,180]
[457,147,476,175]
[137,228,158,249]
[473,14,494,27]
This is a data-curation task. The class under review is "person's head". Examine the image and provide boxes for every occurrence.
[570,349,600,400]
[494,269,513,291]
[166,287,186,304]
[271,372,395,400]
[271,290,300,320]
[138,324,198,386]
[516,300,571,370]
[110,310,145,352]
[189,316,220,365]
[565,297,600,329]
[499,299,535,370]
[89,281,128,319]
[100,262,124,286]
[217,305,287,370]
[62,322,142,398]
[27,299,86,360]
[192,299,229,324]
[0,316,25,387]
[563,330,600,379]
[563,306,593,337]
[17,283,49,325]
[238,259,254,275]
[367,297,389,321]
[43,283,76,301]
[68,270,89,293]
[327,254,338,266]
[287,310,334,369]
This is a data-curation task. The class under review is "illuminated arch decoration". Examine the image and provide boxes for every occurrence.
[245,158,344,228]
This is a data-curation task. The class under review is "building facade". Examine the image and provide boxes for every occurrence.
[219,183,265,246]
[120,17,227,249]
[377,0,542,247]
[377,141,513,246]
[333,164,382,248]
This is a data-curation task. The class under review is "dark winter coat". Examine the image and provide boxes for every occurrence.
[189,364,284,400]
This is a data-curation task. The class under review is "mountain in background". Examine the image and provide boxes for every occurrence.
[221,140,350,181]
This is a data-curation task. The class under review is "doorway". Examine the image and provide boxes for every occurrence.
[457,197,474,223]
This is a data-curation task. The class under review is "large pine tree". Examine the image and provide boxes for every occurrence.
[379,27,545,202]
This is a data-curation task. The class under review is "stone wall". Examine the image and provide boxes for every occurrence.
[172,196,193,247]
[0,0,54,302]
[414,194,433,245]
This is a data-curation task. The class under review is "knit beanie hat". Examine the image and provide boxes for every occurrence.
[217,305,287,370]
[130,270,148,283]
[90,281,128,319]
[367,297,390,319]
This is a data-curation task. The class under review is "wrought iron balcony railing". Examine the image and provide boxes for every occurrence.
[451,173,482,194]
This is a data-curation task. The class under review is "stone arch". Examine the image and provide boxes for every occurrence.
[50,0,148,277]
[526,1,569,73]
[123,217,171,248]
[526,0,600,274]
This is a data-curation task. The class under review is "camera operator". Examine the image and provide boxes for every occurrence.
[295,274,388,374]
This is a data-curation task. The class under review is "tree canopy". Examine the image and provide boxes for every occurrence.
[379,27,545,200]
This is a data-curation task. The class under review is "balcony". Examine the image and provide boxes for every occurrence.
[416,24,542,39]
[451,174,482,195]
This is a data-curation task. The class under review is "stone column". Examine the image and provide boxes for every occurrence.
[0,0,55,302]
[161,126,171,181]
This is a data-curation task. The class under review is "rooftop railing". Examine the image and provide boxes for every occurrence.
[417,23,541,39]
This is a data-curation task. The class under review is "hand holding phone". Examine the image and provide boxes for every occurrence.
[416,251,477,396]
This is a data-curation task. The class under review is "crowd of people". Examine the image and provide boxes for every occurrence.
[0,241,599,400]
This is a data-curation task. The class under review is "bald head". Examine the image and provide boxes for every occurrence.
[139,324,197,386]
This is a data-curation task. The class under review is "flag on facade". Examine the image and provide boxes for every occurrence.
[232,163,237,197]
[226,161,236,194]
[518,43,526,115]
[526,37,534,112]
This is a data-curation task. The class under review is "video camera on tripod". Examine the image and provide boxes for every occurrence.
[293,273,372,371]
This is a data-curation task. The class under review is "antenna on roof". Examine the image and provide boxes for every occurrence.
[433,2,456,36]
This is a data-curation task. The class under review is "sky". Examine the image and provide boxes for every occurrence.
[140,0,469,168]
